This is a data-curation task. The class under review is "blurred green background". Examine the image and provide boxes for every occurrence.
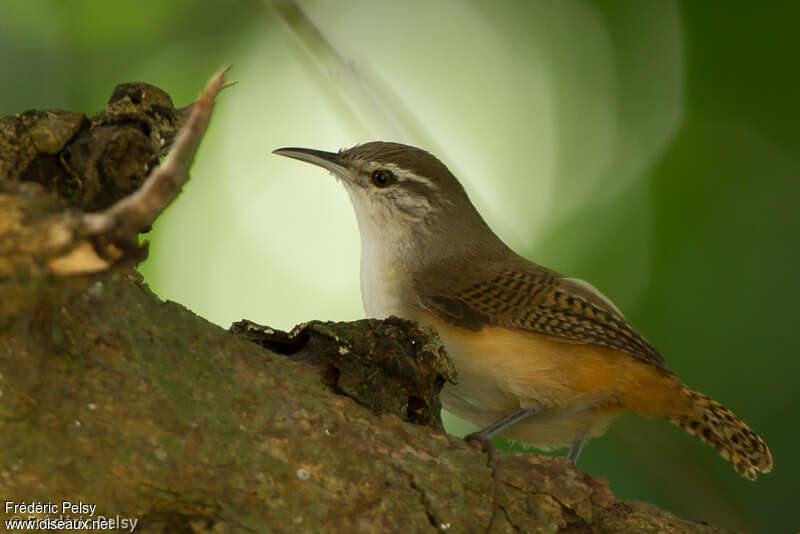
[3,1,797,531]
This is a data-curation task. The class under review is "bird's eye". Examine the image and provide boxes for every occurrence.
[371,169,395,188]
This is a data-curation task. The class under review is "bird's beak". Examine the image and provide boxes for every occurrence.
[272,147,349,178]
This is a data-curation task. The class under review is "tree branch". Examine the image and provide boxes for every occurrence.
[0,70,737,534]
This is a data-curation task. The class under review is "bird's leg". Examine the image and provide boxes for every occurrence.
[464,404,546,451]
[567,438,586,464]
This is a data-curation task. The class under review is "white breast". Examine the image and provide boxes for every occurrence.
[358,225,407,319]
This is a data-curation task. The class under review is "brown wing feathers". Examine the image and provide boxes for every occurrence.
[426,267,667,369]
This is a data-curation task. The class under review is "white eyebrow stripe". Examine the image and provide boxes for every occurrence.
[377,162,439,190]
[404,172,438,189]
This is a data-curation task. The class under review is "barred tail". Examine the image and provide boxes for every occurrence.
[669,385,773,480]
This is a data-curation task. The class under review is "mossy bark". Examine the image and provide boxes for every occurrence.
[0,76,737,534]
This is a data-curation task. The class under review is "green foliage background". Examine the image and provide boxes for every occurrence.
[3,1,797,532]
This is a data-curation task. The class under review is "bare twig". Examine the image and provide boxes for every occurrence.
[270,1,437,148]
[82,65,231,244]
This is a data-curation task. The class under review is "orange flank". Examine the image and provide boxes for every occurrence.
[431,319,772,479]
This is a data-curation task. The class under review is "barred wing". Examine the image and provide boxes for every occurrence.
[419,267,667,369]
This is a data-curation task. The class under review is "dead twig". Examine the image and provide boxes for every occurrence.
[82,65,231,246]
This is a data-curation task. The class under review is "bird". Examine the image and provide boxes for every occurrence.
[273,141,773,480]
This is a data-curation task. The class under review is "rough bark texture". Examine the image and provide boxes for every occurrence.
[0,74,738,533]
